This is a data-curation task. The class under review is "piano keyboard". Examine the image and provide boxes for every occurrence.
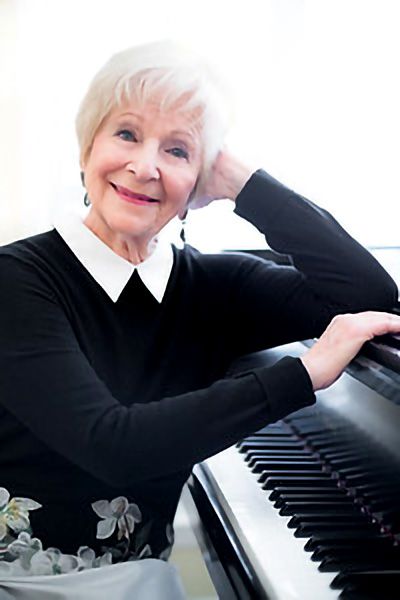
[187,341,400,600]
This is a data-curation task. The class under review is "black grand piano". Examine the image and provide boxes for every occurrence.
[185,248,400,600]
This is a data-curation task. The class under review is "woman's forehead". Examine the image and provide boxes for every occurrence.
[108,95,203,140]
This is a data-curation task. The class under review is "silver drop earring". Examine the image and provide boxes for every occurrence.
[180,210,187,244]
[80,171,91,206]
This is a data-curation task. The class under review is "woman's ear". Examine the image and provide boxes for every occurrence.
[185,176,202,210]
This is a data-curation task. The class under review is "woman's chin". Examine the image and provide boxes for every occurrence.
[107,213,155,240]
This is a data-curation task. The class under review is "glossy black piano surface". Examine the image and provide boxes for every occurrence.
[185,337,400,600]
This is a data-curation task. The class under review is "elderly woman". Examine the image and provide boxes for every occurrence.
[0,40,399,594]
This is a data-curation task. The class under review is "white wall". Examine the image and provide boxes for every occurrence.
[1,0,399,249]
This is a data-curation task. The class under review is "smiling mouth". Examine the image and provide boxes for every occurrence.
[110,182,160,203]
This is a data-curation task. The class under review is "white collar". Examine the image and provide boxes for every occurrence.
[53,210,174,303]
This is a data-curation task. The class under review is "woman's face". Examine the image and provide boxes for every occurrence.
[82,95,203,249]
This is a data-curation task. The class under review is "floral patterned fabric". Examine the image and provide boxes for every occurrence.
[0,488,173,577]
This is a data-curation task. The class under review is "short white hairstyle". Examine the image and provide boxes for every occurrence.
[75,40,233,205]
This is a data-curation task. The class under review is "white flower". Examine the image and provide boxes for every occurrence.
[0,489,10,510]
[92,496,142,541]
[0,488,41,540]
[77,546,112,569]
[7,532,42,570]
[0,520,7,542]
[93,552,113,568]
[29,551,54,576]
[77,546,96,569]
[29,548,80,576]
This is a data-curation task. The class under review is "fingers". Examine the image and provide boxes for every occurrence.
[329,311,400,342]
[301,311,400,392]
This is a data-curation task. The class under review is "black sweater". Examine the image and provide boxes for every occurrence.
[0,170,397,556]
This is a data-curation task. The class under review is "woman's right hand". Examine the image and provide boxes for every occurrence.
[190,149,255,209]
[301,311,400,391]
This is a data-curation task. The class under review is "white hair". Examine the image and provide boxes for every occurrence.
[75,40,233,204]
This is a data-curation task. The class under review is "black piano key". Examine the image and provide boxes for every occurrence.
[304,532,391,551]
[331,570,400,590]
[311,540,399,562]
[288,513,369,528]
[319,555,400,573]
[261,474,336,489]
[240,434,298,443]
[280,502,360,517]
[250,431,293,437]
[239,440,305,452]
[352,487,400,501]
[246,450,316,460]
[359,497,400,512]
[274,493,349,507]
[328,457,380,469]
[269,486,345,501]
[309,437,366,449]
[245,452,321,469]
[250,421,291,430]
[246,453,314,466]
[250,428,294,437]
[252,460,323,473]
[358,483,400,494]
[341,473,395,486]
[294,522,381,538]
[339,589,397,600]
[334,466,394,477]
[305,430,354,439]
[245,449,312,458]
[350,480,400,489]
[259,471,334,487]
[321,450,372,460]
[258,432,295,438]
[371,511,400,532]
[292,426,334,436]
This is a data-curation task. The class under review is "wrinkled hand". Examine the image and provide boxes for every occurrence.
[189,149,255,209]
[301,311,400,391]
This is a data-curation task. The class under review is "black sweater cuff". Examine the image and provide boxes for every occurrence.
[234,356,315,422]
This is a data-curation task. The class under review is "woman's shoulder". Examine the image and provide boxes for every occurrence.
[177,243,280,267]
[0,229,72,286]
[174,243,284,282]
[0,229,61,261]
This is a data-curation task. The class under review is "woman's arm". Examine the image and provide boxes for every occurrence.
[196,151,398,355]
[0,254,315,488]
[233,168,398,313]
[1,255,398,491]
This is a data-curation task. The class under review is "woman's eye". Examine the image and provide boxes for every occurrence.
[116,129,136,142]
[168,147,189,160]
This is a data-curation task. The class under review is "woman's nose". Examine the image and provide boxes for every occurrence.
[126,143,160,181]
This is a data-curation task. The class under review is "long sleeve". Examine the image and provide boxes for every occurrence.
[229,169,398,354]
[0,253,314,488]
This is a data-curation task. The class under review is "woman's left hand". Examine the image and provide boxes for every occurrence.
[190,149,255,209]
[301,311,400,391]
